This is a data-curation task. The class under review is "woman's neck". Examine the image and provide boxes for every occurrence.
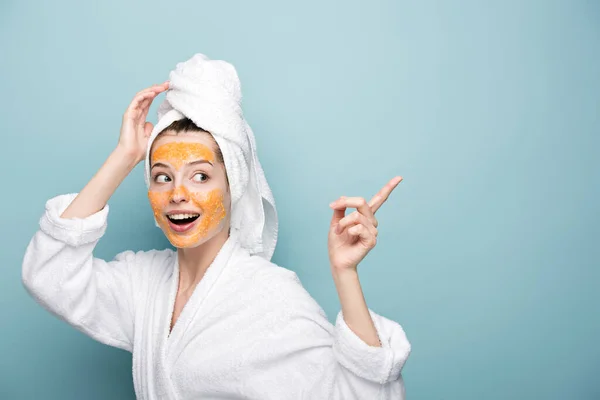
[176,227,230,292]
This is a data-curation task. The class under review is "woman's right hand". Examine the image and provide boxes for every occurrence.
[118,81,170,164]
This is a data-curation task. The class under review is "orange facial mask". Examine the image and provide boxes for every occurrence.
[147,141,227,248]
[151,141,216,167]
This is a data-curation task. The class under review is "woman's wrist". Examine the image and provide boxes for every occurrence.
[114,145,142,168]
[331,266,359,282]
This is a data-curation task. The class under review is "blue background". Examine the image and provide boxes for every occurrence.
[1,0,599,398]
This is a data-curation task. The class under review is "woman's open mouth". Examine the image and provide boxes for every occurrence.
[166,213,201,233]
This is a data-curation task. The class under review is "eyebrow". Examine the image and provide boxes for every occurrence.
[151,159,213,170]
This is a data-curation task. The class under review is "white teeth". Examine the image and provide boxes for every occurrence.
[168,213,199,220]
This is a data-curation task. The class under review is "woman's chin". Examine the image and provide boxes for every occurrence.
[160,222,228,250]
[166,231,219,250]
[167,237,206,249]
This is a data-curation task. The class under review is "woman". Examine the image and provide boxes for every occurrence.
[22,54,411,399]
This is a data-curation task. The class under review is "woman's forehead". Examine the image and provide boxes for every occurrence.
[152,143,215,165]
[151,132,216,159]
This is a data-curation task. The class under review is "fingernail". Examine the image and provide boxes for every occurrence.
[329,202,335,207]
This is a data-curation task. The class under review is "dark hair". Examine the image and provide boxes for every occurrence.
[156,118,225,164]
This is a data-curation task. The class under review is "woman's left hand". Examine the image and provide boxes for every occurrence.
[328,176,403,273]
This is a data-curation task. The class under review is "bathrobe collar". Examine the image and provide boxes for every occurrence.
[158,232,249,398]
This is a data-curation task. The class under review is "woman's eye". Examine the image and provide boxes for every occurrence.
[192,173,208,183]
[154,174,170,183]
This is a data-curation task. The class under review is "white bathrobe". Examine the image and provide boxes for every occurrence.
[22,193,411,399]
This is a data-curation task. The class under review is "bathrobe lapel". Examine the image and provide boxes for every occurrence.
[157,236,241,399]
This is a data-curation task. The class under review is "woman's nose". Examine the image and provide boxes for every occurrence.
[170,185,189,203]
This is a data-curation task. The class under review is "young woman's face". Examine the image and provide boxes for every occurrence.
[147,131,230,248]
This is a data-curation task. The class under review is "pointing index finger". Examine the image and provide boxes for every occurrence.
[368,176,403,214]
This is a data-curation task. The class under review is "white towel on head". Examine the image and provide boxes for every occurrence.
[143,53,278,261]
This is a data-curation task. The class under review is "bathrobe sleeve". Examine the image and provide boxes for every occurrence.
[22,193,138,352]
[240,266,411,400]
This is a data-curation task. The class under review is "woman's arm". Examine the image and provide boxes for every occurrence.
[22,82,169,350]
[61,81,169,219]
[328,177,404,347]
[60,146,137,218]
[239,266,410,400]
[331,269,381,347]
[238,178,409,399]
[22,202,139,351]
